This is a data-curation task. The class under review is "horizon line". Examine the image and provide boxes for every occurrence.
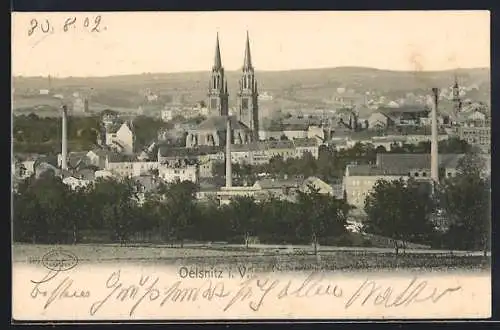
[12,65,490,80]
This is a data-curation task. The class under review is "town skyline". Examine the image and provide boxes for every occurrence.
[12,11,490,78]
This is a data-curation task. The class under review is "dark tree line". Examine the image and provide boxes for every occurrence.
[13,175,352,248]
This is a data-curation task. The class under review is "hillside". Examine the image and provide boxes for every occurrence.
[12,66,490,115]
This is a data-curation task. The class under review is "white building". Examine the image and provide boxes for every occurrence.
[158,165,198,184]
[105,122,135,155]
[161,109,174,122]
[62,176,92,190]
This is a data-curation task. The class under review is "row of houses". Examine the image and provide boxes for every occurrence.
[343,153,491,213]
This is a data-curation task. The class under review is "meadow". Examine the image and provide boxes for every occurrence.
[12,243,490,272]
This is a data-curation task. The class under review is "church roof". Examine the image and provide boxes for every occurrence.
[196,115,250,131]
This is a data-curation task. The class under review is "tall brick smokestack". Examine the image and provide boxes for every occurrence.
[61,104,68,171]
[431,88,439,184]
[225,116,232,188]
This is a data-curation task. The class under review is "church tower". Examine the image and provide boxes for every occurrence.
[452,75,462,114]
[237,31,259,141]
[208,33,229,116]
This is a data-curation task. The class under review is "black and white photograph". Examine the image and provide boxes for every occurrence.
[11,11,491,320]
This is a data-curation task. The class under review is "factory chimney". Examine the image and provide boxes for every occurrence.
[225,116,232,188]
[431,88,439,184]
[61,104,68,171]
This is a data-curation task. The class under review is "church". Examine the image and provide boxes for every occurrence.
[186,32,259,148]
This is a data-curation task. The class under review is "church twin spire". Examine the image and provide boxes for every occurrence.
[208,32,259,139]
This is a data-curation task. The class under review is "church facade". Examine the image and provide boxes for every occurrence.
[186,33,259,148]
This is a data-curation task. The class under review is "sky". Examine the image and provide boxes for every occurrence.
[11,11,490,77]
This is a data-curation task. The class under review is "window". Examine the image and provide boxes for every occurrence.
[414,172,419,177]
[210,98,217,109]
[422,172,427,177]
[242,98,249,110]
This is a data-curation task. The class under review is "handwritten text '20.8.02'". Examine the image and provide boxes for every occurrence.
[27,16,106,37]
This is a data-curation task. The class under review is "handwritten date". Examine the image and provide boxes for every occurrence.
[28,16,106,37]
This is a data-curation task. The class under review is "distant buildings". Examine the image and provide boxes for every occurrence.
[343,153,467,211]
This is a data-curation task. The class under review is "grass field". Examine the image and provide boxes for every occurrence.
[13,243,490,272]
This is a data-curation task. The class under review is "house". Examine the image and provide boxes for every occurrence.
[161,109,174,122]
[158,165,198,184]
[367,112,391,129]
[300,176,335,196]
[105,121,135,155]
[293,138,320,159]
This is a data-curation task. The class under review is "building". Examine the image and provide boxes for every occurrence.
[456,125,490,153]
[57,151,91,170]
[101,109,119,128]
[161,108,174,122]
[367,112,391,129]
[158,165,198,184]
[185,33,257,147]
[343,153,465,211]
[104,121,135,155]
[376,105,430,127]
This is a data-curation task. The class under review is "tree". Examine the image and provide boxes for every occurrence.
[228,196,260,248]
[296,185,349,254]
[163,181,198,247]
[90,178,139,245]
[364,178,436,253]
[439,152,490,253]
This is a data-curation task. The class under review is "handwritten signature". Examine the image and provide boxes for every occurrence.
[28,252,462,316]
[87,271,461,316]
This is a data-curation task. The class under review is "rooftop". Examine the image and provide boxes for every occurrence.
[376,153,465,170]
[195,115,250,131]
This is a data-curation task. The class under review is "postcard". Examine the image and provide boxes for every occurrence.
[11,10,491,321]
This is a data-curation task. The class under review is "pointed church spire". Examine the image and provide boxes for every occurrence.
[243,31,252,70]
[214,32,222,70]
[453,73,459,88]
